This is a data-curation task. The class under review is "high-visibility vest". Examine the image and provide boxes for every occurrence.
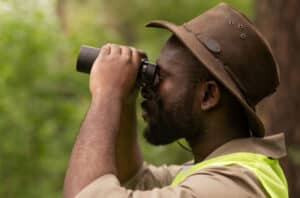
[171,152,288,198]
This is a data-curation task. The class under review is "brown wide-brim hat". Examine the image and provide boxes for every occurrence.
[146,3,280,137]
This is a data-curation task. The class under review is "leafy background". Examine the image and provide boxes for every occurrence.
[0,0,253,197]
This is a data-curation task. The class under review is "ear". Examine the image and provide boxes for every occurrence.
[197,81,221,111]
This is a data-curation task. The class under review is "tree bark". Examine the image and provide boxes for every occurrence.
[255,0,300,197]
[56,0,68,33]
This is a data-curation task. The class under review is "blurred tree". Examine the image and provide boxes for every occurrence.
[56,0,68,33]
[0,0,89,197]
[255,0,300,197]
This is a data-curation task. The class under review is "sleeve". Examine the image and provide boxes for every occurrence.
[75,174,197,198]
[122,162,182,190]
[180,165,267,197]
[75,165,267,198]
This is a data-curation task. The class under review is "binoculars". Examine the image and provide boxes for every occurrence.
[76,45,160,89]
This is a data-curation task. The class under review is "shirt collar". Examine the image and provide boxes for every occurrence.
[204,133,287,160]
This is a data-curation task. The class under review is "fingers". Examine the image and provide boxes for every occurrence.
[131,47,146,67]
[120,46,132,61]
[110,44,121,56]
[99,43,146,65]
[90,43,148,98]
[99,43,111,58]
[137,49,148,60]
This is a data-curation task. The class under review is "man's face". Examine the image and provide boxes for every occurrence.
[141,36,205,145]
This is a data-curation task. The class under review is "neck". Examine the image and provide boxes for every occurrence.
[186,116,248,163]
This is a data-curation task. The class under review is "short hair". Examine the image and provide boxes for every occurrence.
[168,35,213,83]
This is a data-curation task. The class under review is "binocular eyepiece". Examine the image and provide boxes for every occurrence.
[76,45,160,89]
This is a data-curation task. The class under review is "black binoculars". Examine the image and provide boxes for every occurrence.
[76,45,160,89]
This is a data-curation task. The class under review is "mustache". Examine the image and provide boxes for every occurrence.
[141,87,161,101]
[141,99,156,112]
[141,88,161,111]
[141,99,162,119]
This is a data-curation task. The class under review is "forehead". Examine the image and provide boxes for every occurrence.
[157,36,197,74]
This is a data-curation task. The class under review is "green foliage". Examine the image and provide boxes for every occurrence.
[0,0,253,197]
[0,1,89,197]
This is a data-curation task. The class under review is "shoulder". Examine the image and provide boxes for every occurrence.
[124,162,182,190]
[178,165,267,197]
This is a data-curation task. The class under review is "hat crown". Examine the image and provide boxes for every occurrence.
[183,3,279,106]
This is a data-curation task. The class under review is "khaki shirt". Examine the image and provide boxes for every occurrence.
[76,133,286,198]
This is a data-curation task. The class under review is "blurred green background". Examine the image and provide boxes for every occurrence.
[0,0,253,197]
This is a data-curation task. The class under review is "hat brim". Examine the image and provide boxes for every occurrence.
[146,20,265,137]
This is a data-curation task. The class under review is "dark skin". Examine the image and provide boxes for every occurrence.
[63,37,248,198]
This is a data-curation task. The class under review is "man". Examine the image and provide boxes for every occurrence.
[63,3,288,198]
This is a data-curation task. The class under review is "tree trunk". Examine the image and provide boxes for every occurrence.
[255,0,300,197]
[56,0,68,33]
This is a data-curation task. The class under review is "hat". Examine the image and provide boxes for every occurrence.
[146,2,280,137]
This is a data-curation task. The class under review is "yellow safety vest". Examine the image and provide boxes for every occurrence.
[171,152,288,198]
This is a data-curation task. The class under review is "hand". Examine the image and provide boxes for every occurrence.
[89,44,146,101]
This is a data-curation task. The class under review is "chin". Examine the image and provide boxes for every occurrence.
[143,126,181,146]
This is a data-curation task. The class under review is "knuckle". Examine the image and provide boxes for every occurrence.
[103,43,111,48]
[121,46,132,62]
[122,55,131,63]
[111,43,119,49]
[131,47,137,52]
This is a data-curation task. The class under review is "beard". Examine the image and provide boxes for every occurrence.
[141,87,205,146]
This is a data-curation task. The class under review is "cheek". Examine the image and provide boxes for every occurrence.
[158,78,190,110]
[159,79,173,99]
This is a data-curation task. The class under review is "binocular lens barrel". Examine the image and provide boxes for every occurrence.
[76,45,100,73]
